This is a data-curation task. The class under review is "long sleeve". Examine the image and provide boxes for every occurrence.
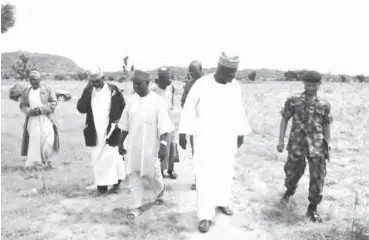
[157,100,174,136]
[178,80,201,135]
[19,89,31,116]
[234,81,252,135]
[39,86,57,114]
[118,100,130,132]
[77,87,92,113]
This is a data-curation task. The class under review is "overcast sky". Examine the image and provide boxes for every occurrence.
[1,0,368,75]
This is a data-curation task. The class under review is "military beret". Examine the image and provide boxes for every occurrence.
[301,70,322,83]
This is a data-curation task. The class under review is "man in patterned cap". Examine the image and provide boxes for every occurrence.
[277,70,332,223]
[118,70,174,217]
[178,53,251,233]
[20,71,60,169]
[77,66,126,196]
[181,60,204,190]
[151,67,179,179]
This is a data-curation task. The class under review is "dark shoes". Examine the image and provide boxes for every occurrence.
[217,206,234,215]
[306,204,323,223]
[198,220,212,233]
[109,180,122,194]
[191,183,196,190]
[167,171,178,179]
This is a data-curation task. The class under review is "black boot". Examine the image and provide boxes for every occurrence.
[110,180,122,194]
[280,189,294,206]
[96,185,108,196]
[306,203,322,223]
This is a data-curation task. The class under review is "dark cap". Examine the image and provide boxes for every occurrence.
[302,70,322,83]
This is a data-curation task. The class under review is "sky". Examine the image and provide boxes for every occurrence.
[1,0,368,75]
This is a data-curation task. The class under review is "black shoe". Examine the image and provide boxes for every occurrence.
[198,220,212,233]
[217,206,234,215]
[110,180,122,194]
[167,171,178,179]
[191,183,196,190]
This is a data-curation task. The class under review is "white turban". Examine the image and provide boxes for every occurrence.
[87,66,104,80]
[29,71,41,79]
[218,52,240,69]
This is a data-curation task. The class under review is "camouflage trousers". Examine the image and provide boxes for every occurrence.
[284,153,327,205]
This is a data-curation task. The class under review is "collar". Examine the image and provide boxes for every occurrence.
[300,91,320,102]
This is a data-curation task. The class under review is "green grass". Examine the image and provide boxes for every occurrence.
[1,79,368,239]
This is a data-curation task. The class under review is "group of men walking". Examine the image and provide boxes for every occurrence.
[19,52,332,233]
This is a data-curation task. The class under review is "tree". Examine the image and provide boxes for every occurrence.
[356,75,365,83]
[1,4,15,33]
[248,71,256,81]
[122,56,134,80]
[12,54,37,81]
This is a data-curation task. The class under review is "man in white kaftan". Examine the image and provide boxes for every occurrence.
[20,71,59,169]
[118,70,174,217]
[179,52,251,233]
[77,68,126,195]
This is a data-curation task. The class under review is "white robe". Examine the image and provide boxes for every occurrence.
[118,92,174,207]
[26,88,55,167]
[179,74,251,220]
[90,83,125,186]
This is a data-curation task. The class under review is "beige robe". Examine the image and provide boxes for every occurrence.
[118,92,174,207]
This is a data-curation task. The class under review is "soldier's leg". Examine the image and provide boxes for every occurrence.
[281,153,306,204]
[190,135,196,190]
[306,156,327,222]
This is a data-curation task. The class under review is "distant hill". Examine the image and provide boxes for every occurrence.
[1,51,84,74]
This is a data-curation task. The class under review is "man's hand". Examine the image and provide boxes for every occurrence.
[237,135,244,148]
[276,140,285,153]
[158,142,167,162]
[179,134,187,149]
[118,144,126,156]
[28,108,41,116]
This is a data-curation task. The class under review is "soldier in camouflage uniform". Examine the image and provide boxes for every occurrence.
[277,70,332,223]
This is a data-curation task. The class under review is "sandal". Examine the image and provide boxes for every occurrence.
[126,208,143,219]
[198,219,212,233]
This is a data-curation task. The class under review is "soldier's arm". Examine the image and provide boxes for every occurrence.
[279,118,289,142]
[278,97,293,142]
[322,102,333,144]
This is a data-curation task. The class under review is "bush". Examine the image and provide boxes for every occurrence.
[54,74,65,80]
[248,71,256,81]
[108,76,115,81]
[356,75,365,83]
[77,72,88,81]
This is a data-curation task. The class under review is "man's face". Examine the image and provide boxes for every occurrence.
[156,78,171,90]
[90,78,104,89]
[218,65,237,83]
[303,81,321,95]
[133,78,149,96]
[29,77,41,89]
[188,65,203,81]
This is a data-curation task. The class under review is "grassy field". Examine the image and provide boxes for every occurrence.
[1,79,369,240]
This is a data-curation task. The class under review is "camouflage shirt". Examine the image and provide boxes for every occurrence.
[280,92,333,157]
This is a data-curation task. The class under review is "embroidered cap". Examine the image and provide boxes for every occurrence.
[218,52,240,69]
[133,70,150,81]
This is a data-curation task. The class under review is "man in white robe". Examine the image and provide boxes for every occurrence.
[179,52,252,233]
[77,67,126,196]
[20,71,60,169]
[118,70,174,217]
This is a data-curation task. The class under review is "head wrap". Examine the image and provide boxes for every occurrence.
[158,67,171,80]
[301,70,322,83]
[29,71,41,79]
[87,66,104,80]
[133,70,150,81]
[218,52,239,69]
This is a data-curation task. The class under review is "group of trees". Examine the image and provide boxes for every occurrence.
[1,3,15,33]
